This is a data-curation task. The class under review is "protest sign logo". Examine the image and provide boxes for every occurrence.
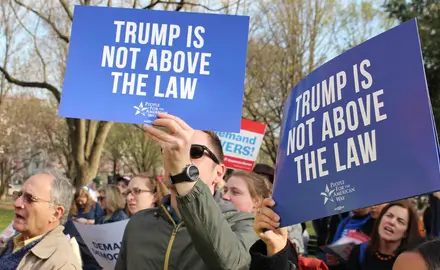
[59,6,249,132]
[273,19,440,226]
[216,119,266,171]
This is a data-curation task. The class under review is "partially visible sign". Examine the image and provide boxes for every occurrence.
[217,119,266,171]
[75,220,128,269]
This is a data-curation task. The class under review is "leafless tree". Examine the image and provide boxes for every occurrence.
[105,123,162,175]
[0,0,233,187]
[244,0,393,165]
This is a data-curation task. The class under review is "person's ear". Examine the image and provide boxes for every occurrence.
[51,205,65,223]
[213,163,226,185]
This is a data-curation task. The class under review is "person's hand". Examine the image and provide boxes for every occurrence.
[144,113,193,176]
[254,198,288,256]
[76,218,88,224]
[326,253,339,265]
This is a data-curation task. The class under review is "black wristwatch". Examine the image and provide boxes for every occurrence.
[170,164,199,184]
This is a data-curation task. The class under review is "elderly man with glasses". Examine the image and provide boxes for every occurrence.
[116,113,258,270]
[0,169,81,269]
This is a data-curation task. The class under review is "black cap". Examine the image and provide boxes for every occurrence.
[117,175,130,185]
[253,163,274,184]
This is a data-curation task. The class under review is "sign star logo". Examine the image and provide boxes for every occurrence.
[320,184,335,205]
[133,102,148,116]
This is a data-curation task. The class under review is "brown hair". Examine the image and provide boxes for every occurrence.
[131,172,169,206]
[367,200,422,255]
[69,188,92,216]
[103,184,126,214]
[226,170,273,203]
[203,131,224,163]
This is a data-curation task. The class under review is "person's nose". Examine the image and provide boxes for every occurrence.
[222,193,230,201]
[127,193,135,202]
[14,195,24,209]
[389,218,397,227]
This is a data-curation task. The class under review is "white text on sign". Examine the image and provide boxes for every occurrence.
[101,22,213,100]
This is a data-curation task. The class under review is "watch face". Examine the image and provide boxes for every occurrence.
[187,165,199,181]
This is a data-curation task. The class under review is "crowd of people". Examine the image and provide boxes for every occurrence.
[0,113,440,270]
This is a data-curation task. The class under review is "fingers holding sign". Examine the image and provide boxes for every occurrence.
[254,199,280,233]
[254,198,288,256]
[144,112,194,176]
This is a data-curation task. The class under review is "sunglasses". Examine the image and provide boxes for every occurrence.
[161,144,220,164]
[12,191,52,204]
[190,144,220,164]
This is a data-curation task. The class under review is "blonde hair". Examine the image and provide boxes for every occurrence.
[103,184,126,213]
[131,172,169,206]
[226,170,273,202]
[69,188,92,216]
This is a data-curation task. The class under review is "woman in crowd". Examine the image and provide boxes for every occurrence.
[222,171,272,213]
[95,184,128,224]
[69,188,98,224]
[393,239,440,270]
[123,173,168,216]
[346,200,422,270]
[223,170,305,255]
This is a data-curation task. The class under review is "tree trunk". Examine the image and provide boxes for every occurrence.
[67,118,113,188]
[112,158,117,178]
[0,183,6,201]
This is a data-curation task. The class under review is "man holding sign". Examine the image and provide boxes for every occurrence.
[116,113,258,270]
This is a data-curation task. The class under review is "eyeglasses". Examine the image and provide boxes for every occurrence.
[12,191,52,204]
[190,144,220,164]
[122,188,153,197]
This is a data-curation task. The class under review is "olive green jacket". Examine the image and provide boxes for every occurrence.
[115,180,258,270]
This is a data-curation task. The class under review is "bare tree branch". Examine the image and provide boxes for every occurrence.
[0,67,61,102]
[0,4,11,108]
[143,0,230,12]
[85,120,98,159]
[89,121,113,168]
[144,0,160,9]
[133,0,137,8]
[58,0,73,21]
[10,4,48,81]
[76,119,86,165]
[14,0,70,43]
[175,0,185,11]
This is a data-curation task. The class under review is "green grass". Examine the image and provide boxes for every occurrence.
[306,221,316,236]
[0,209,14,232]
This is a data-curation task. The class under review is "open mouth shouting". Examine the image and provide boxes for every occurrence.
[14,212,26,222]
[383,225,394,234]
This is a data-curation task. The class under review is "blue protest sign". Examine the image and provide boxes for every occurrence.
[58,5,249,132]
[273,19,440,226]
